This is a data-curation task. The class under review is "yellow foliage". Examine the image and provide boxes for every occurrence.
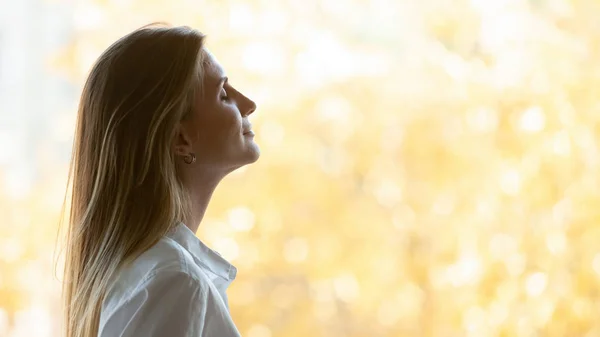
[3,0,600,336]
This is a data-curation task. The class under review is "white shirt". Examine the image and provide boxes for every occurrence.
[99,223,241,337]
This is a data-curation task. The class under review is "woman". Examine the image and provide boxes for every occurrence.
[61,23,258,337]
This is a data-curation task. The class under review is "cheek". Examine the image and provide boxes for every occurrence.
[195,111,241,144]
[218,112,242,140]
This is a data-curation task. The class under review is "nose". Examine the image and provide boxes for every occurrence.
[241,95,256,117]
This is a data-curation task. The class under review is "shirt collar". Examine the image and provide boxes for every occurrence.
[167,222,237,282]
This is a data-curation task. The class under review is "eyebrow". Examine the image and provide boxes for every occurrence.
[217,76,228,88]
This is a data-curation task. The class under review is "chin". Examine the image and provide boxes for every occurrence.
[243,144,261,164]
[226,144,260,173]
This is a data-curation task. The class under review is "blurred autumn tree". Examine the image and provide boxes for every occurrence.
[2,0,600,336]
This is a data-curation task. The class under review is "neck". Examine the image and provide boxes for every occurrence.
[182,172,224,233]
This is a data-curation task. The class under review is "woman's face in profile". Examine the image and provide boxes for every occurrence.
[179,49,259,172]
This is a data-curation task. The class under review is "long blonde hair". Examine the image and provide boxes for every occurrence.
[60,24,205,337]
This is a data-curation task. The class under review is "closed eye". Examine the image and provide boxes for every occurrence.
[218,76,230,101]
[220,88,230,101]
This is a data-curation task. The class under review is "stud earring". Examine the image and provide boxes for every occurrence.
[183,153,196,164]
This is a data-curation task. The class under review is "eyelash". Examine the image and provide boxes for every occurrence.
[220,89,230,101]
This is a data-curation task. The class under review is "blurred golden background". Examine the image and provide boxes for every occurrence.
[1,0,600,336]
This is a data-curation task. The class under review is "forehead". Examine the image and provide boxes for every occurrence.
[202,49,225,86]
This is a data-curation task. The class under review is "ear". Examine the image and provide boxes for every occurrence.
[173,123,194,156]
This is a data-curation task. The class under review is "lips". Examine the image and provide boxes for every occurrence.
[243,124,253,135]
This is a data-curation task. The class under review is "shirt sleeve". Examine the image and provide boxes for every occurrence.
[99,270,241,337]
